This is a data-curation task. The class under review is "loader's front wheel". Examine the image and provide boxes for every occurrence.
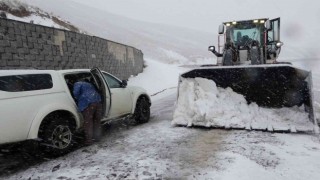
[223,49,234,65]
[250,47,261,65]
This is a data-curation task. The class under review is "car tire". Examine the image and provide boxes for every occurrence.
[134,97,150,123]
[40,114,75,156]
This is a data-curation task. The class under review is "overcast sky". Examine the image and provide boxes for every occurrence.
[68,0,320,33]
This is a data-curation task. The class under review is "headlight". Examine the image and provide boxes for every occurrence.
[276,42,284,47]
[208,46,215,52]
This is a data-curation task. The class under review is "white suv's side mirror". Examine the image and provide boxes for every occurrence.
[218,24,224,34]
[265,20,271,31]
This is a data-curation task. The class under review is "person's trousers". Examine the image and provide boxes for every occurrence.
[82,102,103,144]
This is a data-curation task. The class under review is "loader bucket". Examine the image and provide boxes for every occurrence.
[178,64,318,132]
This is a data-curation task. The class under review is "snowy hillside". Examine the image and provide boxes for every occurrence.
[23,0,215,64]
[0,0,82,33]
[25,0,320,62]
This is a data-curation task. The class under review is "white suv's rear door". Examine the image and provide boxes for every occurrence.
[0,73,55,144]
[90,68,111,119]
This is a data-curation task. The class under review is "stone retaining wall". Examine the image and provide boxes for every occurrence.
[0,18,144,80]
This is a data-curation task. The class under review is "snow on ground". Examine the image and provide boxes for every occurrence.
[213,132,320,180]
[159,48,189,64]
[0,58,319,179]
[5,91,320,180]
[172,77,315,132]
[128,58,187,101]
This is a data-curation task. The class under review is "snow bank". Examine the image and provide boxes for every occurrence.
[159,48,189,64]
[128,58,187,101]
[6,13,66,29]
[172,78,314,131]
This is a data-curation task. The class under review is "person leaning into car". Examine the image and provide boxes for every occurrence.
[73,78,103,145]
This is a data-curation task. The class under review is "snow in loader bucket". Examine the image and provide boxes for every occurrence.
[172,64,319,133]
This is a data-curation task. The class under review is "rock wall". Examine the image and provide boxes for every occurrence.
[0,18,144,80]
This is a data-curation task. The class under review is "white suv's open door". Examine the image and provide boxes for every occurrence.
[90,68,111,119]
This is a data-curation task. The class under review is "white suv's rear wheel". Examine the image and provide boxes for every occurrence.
[51,125,72,149]
[40,114,75,156]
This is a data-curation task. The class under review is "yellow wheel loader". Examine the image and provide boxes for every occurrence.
[176,18,319,133]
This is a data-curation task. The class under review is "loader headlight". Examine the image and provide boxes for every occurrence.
[208,46,215,52]
[232,21,237,25]
[253,20,259,23]
[276,42,284,47]
[226,23,231,26]
[260,20,265,24]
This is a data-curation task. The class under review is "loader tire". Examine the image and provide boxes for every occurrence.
[250,47,261,64]
[223,49,233,66]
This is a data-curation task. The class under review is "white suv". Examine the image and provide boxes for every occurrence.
[0,68,151,154]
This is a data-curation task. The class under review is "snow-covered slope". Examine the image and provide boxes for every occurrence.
[0,0,82,33]
[24,0,215,64]
[26,0,320,62]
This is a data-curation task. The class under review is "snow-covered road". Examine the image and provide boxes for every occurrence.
[2,90,320,180]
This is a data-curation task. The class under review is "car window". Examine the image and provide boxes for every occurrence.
[64,73,93,89]
[0,74,53,92]
[102,73,122,88]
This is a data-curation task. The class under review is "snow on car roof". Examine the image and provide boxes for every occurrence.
[57,69,90,73]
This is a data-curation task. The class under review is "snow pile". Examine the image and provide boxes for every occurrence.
[159,48,189,64]
[128,58,187,101]
[172,78,314,131]
[0,0,81,32]
[6,14,63,29]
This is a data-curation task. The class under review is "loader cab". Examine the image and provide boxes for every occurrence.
[210,18,283,65]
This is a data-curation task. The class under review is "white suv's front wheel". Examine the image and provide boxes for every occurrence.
[134,97,150,123]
